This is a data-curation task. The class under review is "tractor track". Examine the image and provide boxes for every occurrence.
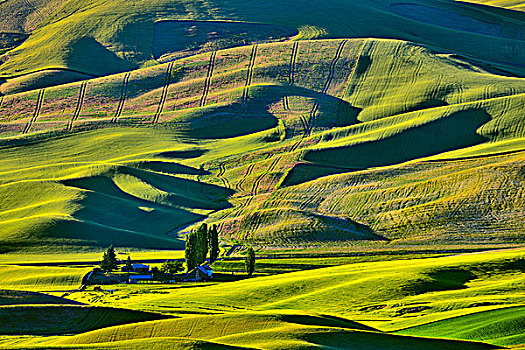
[217,162,231,189]
[199,51,217,107]
[305,40,348,136]
[250,155,282,196]
[66,82,87,132]
[23,89,45,134]
[152,62,174,124]
[283,42,299,111]
[235,162,256,193]
[289,40,347,152]
[241,45,258,112]
[112,72,131,123]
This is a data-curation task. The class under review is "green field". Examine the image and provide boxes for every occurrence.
[0,38,524,252]
[0,249,521,349]
[1,0,524,348]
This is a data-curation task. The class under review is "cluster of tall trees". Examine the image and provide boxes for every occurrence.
[100,246,118,272]
[185,223,220,271]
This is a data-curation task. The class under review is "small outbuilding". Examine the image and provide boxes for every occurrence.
[185,264,213,282]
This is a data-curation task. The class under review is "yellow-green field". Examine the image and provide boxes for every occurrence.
[0,38,524,252]
[0,248,522,349]
[1,0,524,348]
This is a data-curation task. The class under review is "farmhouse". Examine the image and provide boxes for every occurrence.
[185,264,213,282]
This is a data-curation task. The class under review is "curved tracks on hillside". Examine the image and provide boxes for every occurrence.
[217,162,231,189]
[305,39,348,136]
[152,62,174,124]
[112,72,131,123]
[289,40,348,152]
[250,155,282,196]
[199,51,217,108]
[66,82,87,132]
[23,88,44,134]
[241,45,258,112]
[283,42,299,111]
[235,163,256,193]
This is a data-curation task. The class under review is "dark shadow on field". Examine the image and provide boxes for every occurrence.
[175,84,361,139]
[390,3,524,41]
[156,149,207,159]
[401,268,476,296]
[66,37,137,76]
[301,328,497,349]
[280,163,356,187]
[0,290,84,306]
[0,305,170,335]
[153,20,297,59]
[48,165,233,249]
[133,160,207,176]
[303,108,492,169]
[280,314,377,331]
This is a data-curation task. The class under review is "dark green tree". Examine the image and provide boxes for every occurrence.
[100,246,118,272]
[185,223,210,271]
[245,247,255,276]
[208,224,219,263]
[195,223,208,266]
[161,260,184,274]
[185,231,197,272]
[125,255,132,272]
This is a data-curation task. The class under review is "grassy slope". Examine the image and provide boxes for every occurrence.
[0,305,169,336]
[397,306,525,346]
[0,39,524,251]
[0,265,90,291]
[457,0,525,11]
[4,248,518,349]
[41,312,496,350]
[2,0,525,91]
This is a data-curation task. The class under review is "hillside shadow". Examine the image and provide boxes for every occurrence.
[401,268,476,296]
[66,37,137,76]
[304,108,492,169]
[48,166,233,249]
[177,84,361,139]
[153,20,297,59]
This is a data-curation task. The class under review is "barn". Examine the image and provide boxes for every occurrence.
[185,264,213,282]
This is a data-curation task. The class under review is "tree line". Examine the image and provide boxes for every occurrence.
[185,223,219,271]
[100,222,256,275]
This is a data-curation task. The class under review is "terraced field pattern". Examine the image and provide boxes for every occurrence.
[0,0,524,348]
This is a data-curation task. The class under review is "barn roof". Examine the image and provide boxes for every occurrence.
[132,264,149,269]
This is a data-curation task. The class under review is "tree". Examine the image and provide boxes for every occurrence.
[100,246,118,272]
[245,247,255,276]
[185,223,209,272]
[208,224,219,263]
[185,231,197,272]
[195,223,208,266]
[161,260,184,274]
[125,255,132,272]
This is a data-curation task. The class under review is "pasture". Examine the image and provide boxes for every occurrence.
[0,249,522,349]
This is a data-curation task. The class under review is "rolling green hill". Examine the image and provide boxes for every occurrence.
[0,38,524,251]
[1,0,525,94]
[2,248,522,349]
[1,0,524,349]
